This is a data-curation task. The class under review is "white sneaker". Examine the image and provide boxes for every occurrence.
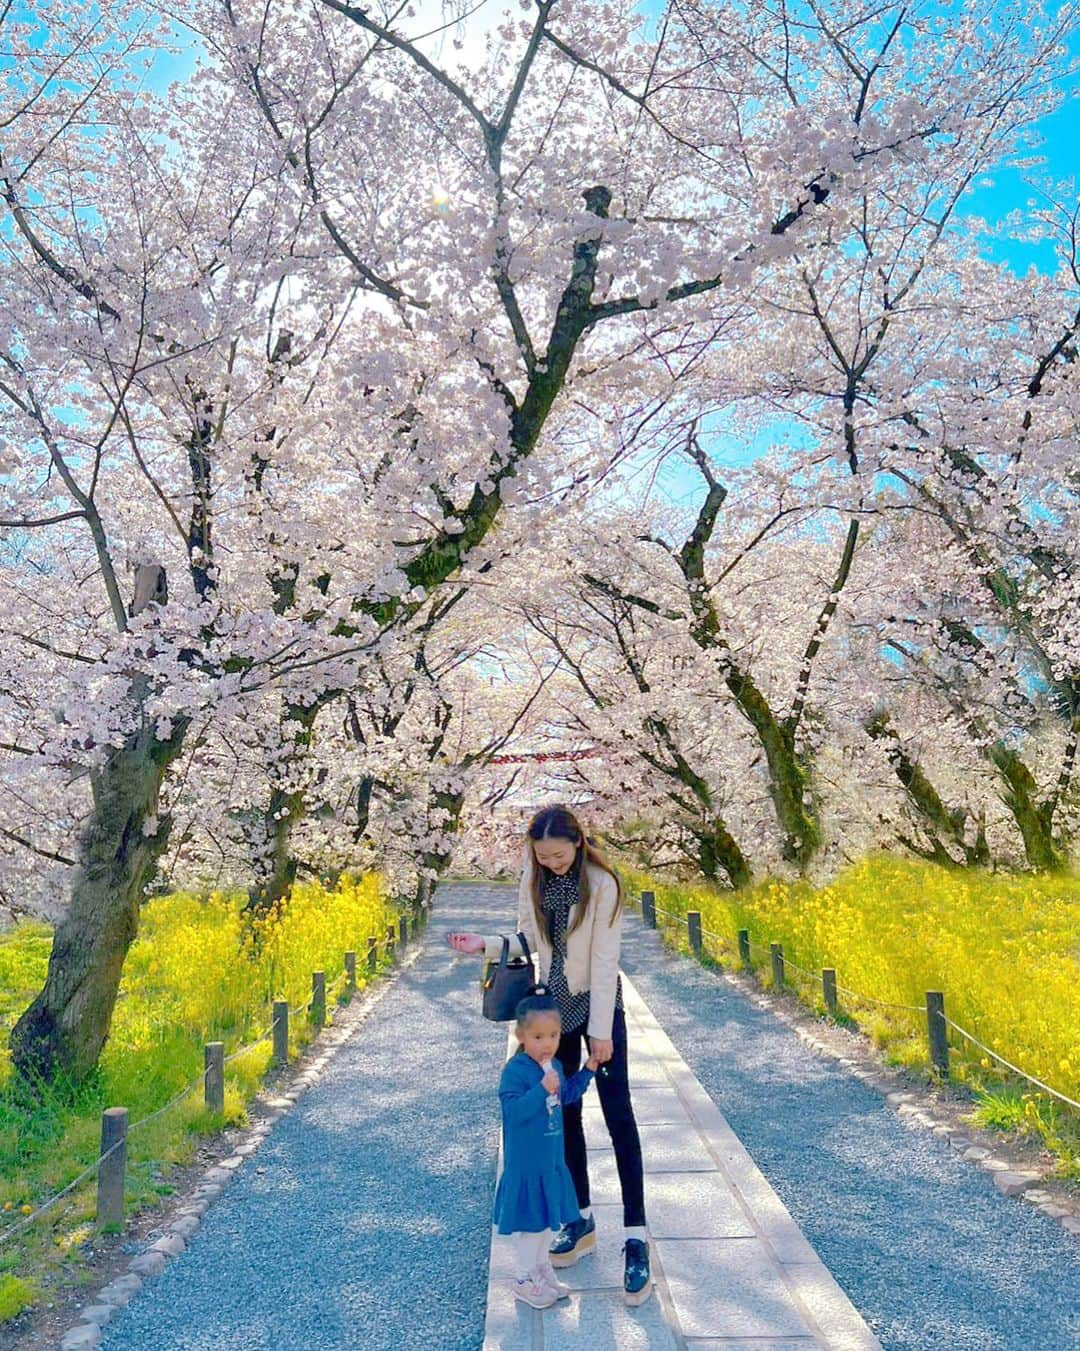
[513,1275,557,1309]
[536,1261,571,1302]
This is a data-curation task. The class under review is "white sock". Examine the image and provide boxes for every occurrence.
[625,1225,648,1242]
[580,1205,593,1220]
[512,1230,551,1281]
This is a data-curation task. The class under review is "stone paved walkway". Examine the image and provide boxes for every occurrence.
[484,972,881,1350]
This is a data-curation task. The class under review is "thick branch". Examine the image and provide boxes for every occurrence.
[786,517,860,735]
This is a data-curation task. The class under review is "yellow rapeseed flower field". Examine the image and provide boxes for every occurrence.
[0,873,399,1312]
[625,857,1080,1173]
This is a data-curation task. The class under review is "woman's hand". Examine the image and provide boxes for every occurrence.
[446,932,486,955]
[588,1037,614,1065]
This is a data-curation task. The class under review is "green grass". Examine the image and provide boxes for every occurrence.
[626,856,1080,1179]
[0,1274,36,1321]
[0,874,399,1318]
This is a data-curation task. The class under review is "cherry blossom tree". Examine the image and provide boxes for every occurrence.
[3,0,1076,1083]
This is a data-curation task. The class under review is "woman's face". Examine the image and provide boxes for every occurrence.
[532,836,577,876]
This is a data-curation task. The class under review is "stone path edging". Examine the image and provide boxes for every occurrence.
[55,937,427,1351]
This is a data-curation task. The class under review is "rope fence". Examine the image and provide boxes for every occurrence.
[0,909,420,1252]
[636,887,1077,1111]
[943,1016,1080,1113]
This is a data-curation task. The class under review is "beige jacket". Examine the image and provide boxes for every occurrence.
[482,852,622,1041]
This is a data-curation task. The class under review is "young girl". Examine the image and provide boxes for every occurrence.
[450,805,652,1306]
[494,989,600,1308]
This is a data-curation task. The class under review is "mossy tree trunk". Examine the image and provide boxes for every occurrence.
[864,709,990,867]
[245,702,320,913]
[640,717,753,888]
[989,742,1063,871]
[10,702,189,1084]
[412,784,467,914]
[695,817,753,889]
[616,440,823,870]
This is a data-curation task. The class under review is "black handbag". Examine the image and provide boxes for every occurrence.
[481,933,534,1022]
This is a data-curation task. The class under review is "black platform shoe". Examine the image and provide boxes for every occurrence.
[622,1237,653,1306]
[549,1213,596,1268]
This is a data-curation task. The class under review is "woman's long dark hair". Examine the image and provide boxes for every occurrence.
[527,804,622,942]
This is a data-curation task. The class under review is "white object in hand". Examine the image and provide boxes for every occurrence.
[541,1060,559,1118]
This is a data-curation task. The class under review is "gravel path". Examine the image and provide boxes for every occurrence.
[99,883,1078,1350]
[618,915,1080,1351]
[102,885,511,1351]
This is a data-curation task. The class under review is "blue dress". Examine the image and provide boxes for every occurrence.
[492,1051,595,1235]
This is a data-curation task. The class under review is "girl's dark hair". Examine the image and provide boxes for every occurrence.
[515,984,559,1034]
[526,804,623,942]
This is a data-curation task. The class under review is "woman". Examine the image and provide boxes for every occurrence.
[448,804,652,1306]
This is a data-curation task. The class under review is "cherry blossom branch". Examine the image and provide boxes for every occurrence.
[0,354,128,632]
[316,0,494,135]
[0,827,76,868]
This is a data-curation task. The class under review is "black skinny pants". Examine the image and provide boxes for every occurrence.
[557,1006,646,1228]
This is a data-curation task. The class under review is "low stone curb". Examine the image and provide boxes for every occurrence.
[718,966,1077,1241]
[56,932,427,1351]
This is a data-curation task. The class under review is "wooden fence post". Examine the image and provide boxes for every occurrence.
[204,1041,225,1115]
[399,914,408,946]
[926,991,949,1078]
[97,1107,128,1229]
[345,950,357,993]
[737,929,751,969]
[386,924,396,958]
[642,891,656,928]
[687,911,702,956]
[367,935,378,972]
[770,942,785,989]
[822,968,838,1017]
[311,970,326,1027]
[272,1000,289,1067]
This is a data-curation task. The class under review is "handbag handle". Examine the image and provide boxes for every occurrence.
[499,932,531,965]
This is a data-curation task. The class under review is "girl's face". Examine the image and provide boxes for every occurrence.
[518,1011,561,1063]
[533,835,577,876]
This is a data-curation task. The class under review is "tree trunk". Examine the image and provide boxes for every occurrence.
[697,819,752,889]
[411,784,466,914]
[726,670,820,866]
[245,704,319,913]
[989,743,1063,871]
[667,451,821,869]
[10,709,189,1085]
[354,774,376,842]
[246,781,308,911]
[864,710,989,867]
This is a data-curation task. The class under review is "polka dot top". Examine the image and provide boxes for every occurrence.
[542,869,623,1035]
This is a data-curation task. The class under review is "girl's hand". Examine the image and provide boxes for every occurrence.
[541,1069,560,1093]
[585,1054,600,1072]
[588,1037,614,1065]
[446,932,485,954]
